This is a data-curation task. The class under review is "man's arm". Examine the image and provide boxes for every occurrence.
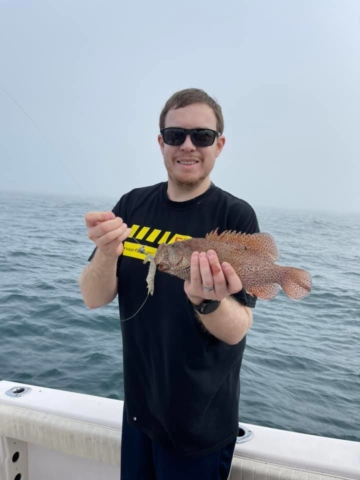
[196,296,252,346]
[79,250,119,309]
[79,211,131,309]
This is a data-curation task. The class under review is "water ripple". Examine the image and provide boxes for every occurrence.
[0,192,359,442]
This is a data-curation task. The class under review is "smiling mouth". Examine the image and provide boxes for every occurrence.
[177,160,199,165]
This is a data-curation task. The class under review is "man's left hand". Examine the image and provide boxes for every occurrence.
[184,250,243,306]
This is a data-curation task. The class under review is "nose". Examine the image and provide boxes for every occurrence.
[180,134,196,152]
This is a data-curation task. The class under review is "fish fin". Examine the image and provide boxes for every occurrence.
[205,230,279,261]
[205,228,220,240]
[280,267,312,300]
[247,284,280,300]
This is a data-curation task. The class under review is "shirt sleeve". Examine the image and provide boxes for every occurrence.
[230,202,260,309]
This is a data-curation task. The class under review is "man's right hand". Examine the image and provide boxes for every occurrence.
[85,211,131,258]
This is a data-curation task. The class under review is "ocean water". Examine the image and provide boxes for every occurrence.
[0,191,359,442]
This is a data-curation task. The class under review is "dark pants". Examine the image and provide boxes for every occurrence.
[121,407,236,480]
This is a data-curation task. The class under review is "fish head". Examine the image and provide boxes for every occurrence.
[155,242,192,280]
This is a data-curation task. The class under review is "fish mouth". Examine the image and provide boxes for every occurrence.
[157,264,168,272]
[157,257,182,272]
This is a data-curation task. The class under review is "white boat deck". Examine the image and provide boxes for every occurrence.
[0,380,359,480]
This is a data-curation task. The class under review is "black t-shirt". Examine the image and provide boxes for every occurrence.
[89,182,260,457]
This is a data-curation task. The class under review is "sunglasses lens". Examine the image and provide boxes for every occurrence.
[191,129,216,147]
[163,129,186,146]
[162,128,218,147]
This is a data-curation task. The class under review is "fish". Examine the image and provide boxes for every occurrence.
[145,230,312,300]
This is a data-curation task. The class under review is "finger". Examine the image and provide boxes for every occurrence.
[97,227,132,258]
[102,236,127,257]
[97,225,131,247]
[88,217,125,241]
[207,250,228,296]
[222,262,243,294]
[108,228,131,253]
[118,227,132,243]
[199,252,214,290]
[85,211,115,227]
[189,252,201,286]
[207,250,223,276]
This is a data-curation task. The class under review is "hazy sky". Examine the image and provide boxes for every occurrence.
[0,0,359,213]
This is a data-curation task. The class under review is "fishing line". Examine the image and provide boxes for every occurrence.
[0,84,86,194]
[118,237,152,322]
[119,291,150,323]
[1,84,152,322]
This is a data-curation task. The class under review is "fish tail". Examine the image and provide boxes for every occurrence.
[279,266,312,300]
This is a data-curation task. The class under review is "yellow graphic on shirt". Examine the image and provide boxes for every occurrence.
[123,224,192,260]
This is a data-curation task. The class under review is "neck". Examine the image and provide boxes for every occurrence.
[167,177,212,202]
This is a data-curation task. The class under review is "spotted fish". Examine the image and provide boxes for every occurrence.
[146,230,312,300]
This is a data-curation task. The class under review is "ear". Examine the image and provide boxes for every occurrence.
[216,135,226,157]
[158,134,165,155]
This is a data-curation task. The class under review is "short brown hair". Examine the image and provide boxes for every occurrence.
[159,88,224,134]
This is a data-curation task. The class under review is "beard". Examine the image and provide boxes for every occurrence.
[174,177,205,190]
[170,171,209,191]
[167,159,212,191]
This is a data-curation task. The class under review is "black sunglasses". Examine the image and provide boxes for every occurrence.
[160,128,220,147]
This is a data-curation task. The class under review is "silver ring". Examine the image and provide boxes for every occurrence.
[202,284,214,292]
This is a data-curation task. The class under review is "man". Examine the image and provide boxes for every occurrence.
[80,88,259,479]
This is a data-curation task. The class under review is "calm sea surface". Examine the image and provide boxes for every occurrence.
[0,191,359,442]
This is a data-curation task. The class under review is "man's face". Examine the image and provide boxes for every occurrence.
[158,103,225,190]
